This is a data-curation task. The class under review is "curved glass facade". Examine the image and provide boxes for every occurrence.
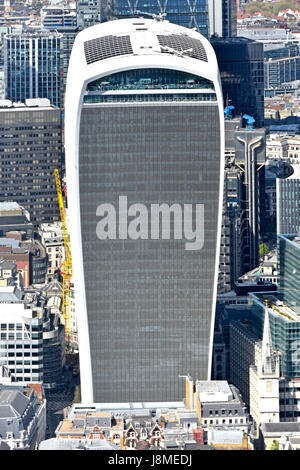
[86,68,214,92]
[78,65,222,401]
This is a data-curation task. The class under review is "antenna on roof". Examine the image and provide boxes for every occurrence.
[160,45,193,57]
[134,10,167,21]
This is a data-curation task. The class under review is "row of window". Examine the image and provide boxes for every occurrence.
[208,408,241,416]
[203,418,246,425]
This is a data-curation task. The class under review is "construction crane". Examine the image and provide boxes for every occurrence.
[54,168,72,341]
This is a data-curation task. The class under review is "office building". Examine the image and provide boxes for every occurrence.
[99,0,237,38]
[65,19,224,402]
[41,4,77,29]
[193,379,250,430]
[250,292,300,380]
[77,0,101,29]
[0,234,47,287]
[41,7,79,90]
[276,165,300,236]
[101,0,210,37]
[4,30,63,108]
[0,285,65,387]
[223,118,266,274]
[278,234,300,309]
[0,99,62,226]
[38,222,65,282]
[0,286,44,384]
[208,0,237,38]
[211,37,265,127]
[266,134,300,163]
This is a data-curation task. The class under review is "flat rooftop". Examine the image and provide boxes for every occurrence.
[252,292,300,322]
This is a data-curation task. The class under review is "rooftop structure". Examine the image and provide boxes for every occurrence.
[0,383,46,449]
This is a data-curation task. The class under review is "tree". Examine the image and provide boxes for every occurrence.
[270,440,279,450]
[259,242,269,259]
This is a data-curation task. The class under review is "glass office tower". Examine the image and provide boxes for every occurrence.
[65,18,224,403]
[101,0,210,37]
[4,31,63,108]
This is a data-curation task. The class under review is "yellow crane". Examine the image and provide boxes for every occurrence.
[54,168,73,339]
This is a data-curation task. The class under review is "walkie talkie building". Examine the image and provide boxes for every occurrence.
[65,18,224,403]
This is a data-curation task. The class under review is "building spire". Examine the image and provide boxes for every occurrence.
[261,300,275,374]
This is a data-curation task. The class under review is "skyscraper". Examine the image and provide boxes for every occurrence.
[0,99,62,225]
[276,164,300,236]
[65,18,224,403]
[211,37,265,127]
[4,30,63,108]
[208,0,237,38]
[101,0,210,37]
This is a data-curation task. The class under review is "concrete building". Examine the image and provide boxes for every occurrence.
[223,118,266,275]
[77,0,101,30]
[239,251,279,287]
[0,383,46,450]
[0,99,62,225]
[0,202,33,239]
[207,427,253,450]
[260,422,300,450]
[0,235,47,286]
[0,286,65,387]
[39,437,119,450]
[65,18,224,403]
[38,222,65,282]
[193,379,250,431]
[266,134,300,163]
[41,4,77,29]
[4,30,63,107]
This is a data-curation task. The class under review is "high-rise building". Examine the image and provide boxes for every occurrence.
[211,37,265,127]
[4,30,63,108]
[101,0,210,37]
[0,99,62,226]
[223,118,266,275]
[276,164,300,236]
[277,234,300,310]
[208,0,237,38]
[65,18,224,403]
